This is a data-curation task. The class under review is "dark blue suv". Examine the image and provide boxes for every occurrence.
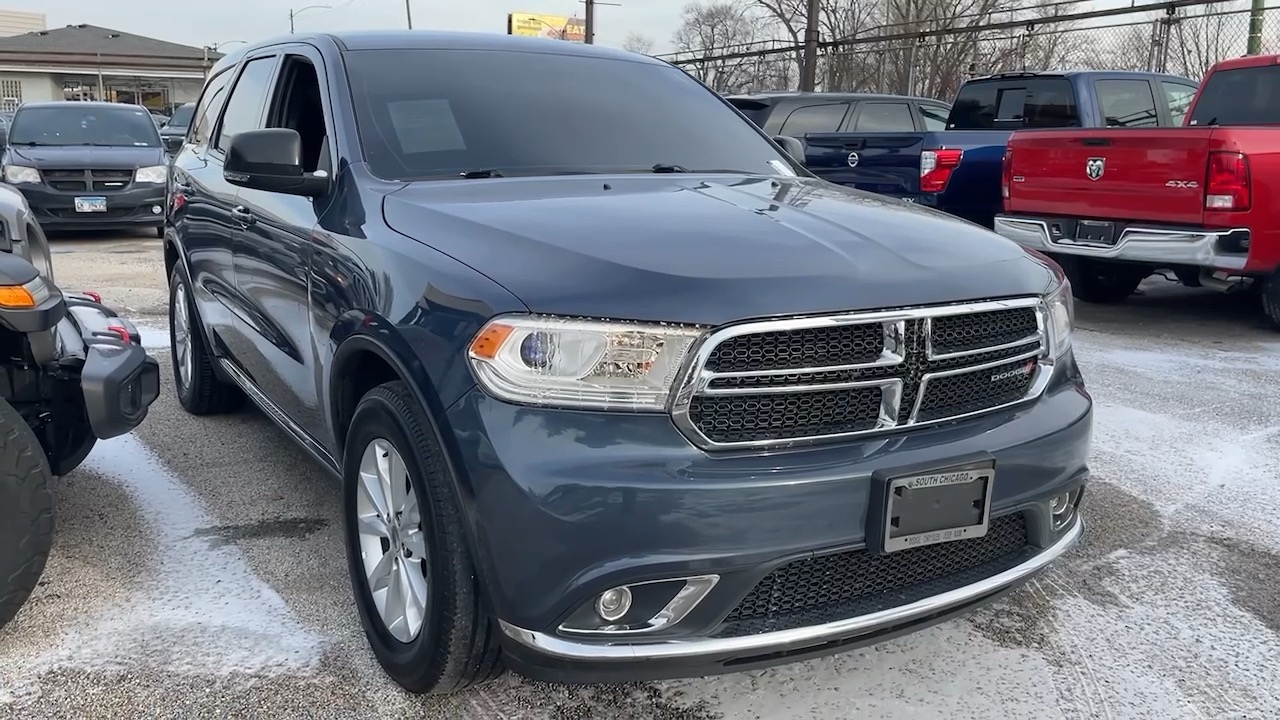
[164,30,1092,694]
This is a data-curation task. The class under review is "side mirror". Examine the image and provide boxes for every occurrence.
[224,128,328,197]
[772,135,806,165]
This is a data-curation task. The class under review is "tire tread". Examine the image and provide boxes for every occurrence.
[0,399,55,631]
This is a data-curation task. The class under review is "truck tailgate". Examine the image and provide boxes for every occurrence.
[802,131,925,195]
[1006,128,1217,225]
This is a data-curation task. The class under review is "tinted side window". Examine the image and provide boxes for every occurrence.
[190,70,232,146]
[214,57,278,152]
[854,103,914,131]
[1161,82,1198,125]
[1096,79,1159,127]
[1189,66,1280,126]
[948,77,1079,129]
[779,103,849,136]
[919,105,948,131]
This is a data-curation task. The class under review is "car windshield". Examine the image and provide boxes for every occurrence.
[168,104,195,127]
[8,105,162,147]
[343,48,799,181]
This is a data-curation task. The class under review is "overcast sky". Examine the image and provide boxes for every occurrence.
[7,0,688,54]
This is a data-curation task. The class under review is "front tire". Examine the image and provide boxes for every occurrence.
[1057,256,1147,304]
[342,381,501,694]
[0,398,54,631]
[168,266,242,415]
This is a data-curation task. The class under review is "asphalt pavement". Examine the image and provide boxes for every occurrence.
[1,232,1277,719]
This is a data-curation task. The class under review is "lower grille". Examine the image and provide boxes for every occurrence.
[715,512,1031,638]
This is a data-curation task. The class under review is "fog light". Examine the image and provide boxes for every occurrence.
[151,205,163,214]
[595,586,632,622]
[1051,488,1081,531]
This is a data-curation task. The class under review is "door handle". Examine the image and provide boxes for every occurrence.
[231,205,255,226]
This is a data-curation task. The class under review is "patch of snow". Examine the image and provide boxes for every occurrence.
[131,321,171,351]
[28,434,326,676]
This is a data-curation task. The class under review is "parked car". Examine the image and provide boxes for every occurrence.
[160,102,195,155]
[0,183,161,630]
[167,30,1090,694]
[749,71,1198,228]
[1,102,169,238]
[726,91,952,137]
[995,54,1279,320]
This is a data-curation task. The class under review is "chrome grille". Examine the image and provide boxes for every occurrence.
[41,169,134,192]
[672,298,1049,449]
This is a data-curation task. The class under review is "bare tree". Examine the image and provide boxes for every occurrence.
[622,31,656,55]
[672,1,785,92]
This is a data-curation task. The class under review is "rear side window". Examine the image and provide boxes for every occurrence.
[919,104,948,131]
[779,103,849,136]
[853,103,914,131]
[1189,66,1280,126]
[726,98,770,128]
[948,77,1079,129]
[1095,79,1159,127]
[190,70,232,146]
[1161,81,1198,125]
[214,56,279,152]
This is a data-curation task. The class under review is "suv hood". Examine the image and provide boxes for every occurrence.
[383,175,1056,326]
[6,145,164,170]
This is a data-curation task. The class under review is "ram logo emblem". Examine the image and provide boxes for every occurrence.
[1086,157,1105,181]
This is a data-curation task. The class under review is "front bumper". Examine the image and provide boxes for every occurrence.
[446,356,1092,683]
[56,293,161,438]
[15,183,165,231]
[500,518,1081,682]
[994,214,1250,272]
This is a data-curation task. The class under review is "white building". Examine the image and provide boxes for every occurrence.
[0,20,221,114]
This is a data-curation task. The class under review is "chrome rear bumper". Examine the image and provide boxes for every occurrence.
[994,215,1249,271]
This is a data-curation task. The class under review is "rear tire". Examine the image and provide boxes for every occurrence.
[169,266,242,415]
[0,398,55,631]
[342,380,502,695]
[1058,256,1147,304]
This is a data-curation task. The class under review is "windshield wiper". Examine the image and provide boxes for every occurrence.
[459,169,504,179]
[651,163,691,173]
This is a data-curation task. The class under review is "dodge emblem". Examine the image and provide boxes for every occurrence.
[847,151,860,168]
[1086,157,1105,181]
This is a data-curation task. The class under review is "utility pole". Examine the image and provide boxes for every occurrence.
[580,0,620,44]
[405,0,413,29]
[799,0,820,91]
[1247,0,1265,55]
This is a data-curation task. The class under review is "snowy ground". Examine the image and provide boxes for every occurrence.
[0,234,1275,719]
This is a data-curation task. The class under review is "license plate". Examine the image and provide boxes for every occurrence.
[74,196,108,213]
[1074,219,1117,246]
[882,463,993,553]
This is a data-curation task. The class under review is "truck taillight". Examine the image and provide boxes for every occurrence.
[1001,147,1013,200]
[921,148,963,194]
[1205,151,1250,211]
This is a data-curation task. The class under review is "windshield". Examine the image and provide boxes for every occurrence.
[1189,66,1280,126]
[343,49,799,181]
[168,104,196,127]
[8,105,162,147]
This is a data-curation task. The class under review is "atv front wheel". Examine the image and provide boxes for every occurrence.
[0,398,54,631]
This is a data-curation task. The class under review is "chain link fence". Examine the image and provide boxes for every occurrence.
[658,0,1276,100]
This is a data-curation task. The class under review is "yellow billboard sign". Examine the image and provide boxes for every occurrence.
[507,12,586,43]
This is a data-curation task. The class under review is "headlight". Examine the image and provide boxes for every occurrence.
[1044,278,1074,358]
[467,314,704,410]
[134,165,168,183]
[2,165,39,184]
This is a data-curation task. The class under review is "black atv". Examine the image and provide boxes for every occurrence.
[0,199,161,631]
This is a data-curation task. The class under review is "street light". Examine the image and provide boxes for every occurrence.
[289,4,332,33]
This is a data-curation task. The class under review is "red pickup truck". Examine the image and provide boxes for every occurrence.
[993,54,1280,324]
